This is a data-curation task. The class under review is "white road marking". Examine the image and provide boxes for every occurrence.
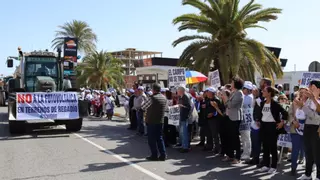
[72,132,166,180]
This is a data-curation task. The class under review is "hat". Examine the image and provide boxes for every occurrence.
[129,89,135,93]
[277,84,283,88]
[185,88,190,93]
[100,90,104,94]
[243,81,253,90]
[199,92,204,96]
[160,88,166,93]
[80,87,85,91]
[206,87,217,93]
[147,91,153,95]
[252,85,257,90]
[85,89,91,93]
[138,86,144,91]
[105,91,111,95]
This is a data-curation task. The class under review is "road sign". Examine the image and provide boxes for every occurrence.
[308,61,320,72]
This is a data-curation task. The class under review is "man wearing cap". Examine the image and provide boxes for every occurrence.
[141,83,167,161]
[204,87,224,153]
[133,86,148,135]
[240,81,255,161]
[105,91,115,120]
[276,84,285,95]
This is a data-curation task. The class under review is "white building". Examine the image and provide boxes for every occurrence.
[255,70,307,94]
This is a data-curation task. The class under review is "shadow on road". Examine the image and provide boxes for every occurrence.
[79,120,304,180]
[80,160,144,173]
[0,112,72,140]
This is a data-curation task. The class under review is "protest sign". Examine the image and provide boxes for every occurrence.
[208,70,221,88]
[16,92,79,120]
[300,72,320,87]
[168,68,186,87]
[295,119,305,136]
[168,105,180,126]
[239,107,253,131]
[277,134,292,148]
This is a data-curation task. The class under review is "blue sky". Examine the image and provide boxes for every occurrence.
[0,0,318,76]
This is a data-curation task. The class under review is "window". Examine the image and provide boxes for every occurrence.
[25,57,59,92]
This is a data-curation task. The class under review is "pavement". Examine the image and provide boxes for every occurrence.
[0,106,317,180]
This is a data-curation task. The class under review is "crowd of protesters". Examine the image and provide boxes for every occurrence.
[82,77,320,179]
[80,89,117,120]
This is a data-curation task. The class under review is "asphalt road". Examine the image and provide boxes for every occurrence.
[0,107,316,180]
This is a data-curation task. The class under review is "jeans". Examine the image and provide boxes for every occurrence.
[290,133,305,170]
[188,123,194,148]
[147,124,166,157]
[136,110,144,134]
[251,129,261,164]
[179,121,189,149]
[240,130,251,159]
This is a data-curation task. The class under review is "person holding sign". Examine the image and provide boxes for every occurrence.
[288,88,307,176]
[296,80,320,180]
[177,86,192,153]
[141,83,167,161]
[257,87,288,174]
[239,81,254,161]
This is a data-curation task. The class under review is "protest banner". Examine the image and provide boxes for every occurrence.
[208,70,221,89]
[168,105,180,126]
[168,68,186,87]
[277,134,292,148]
[300,72,320,87]
[16,92,79,120]
[239,107,253,131]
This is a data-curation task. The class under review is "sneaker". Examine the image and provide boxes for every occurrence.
[259,166,270,173]
[267,168,276,174]
[297,174,312,180]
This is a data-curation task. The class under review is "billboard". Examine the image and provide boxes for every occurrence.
[63,37,78,62]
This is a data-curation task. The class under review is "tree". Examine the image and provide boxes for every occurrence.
[51,20,98,54]
[76,50,124,90]
[172,0,283,84]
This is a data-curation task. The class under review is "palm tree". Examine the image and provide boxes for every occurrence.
[51,20,98,54]
[76,50,124,90]
[172,0,283,84]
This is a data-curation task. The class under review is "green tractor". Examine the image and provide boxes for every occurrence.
[6,48,87,134]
